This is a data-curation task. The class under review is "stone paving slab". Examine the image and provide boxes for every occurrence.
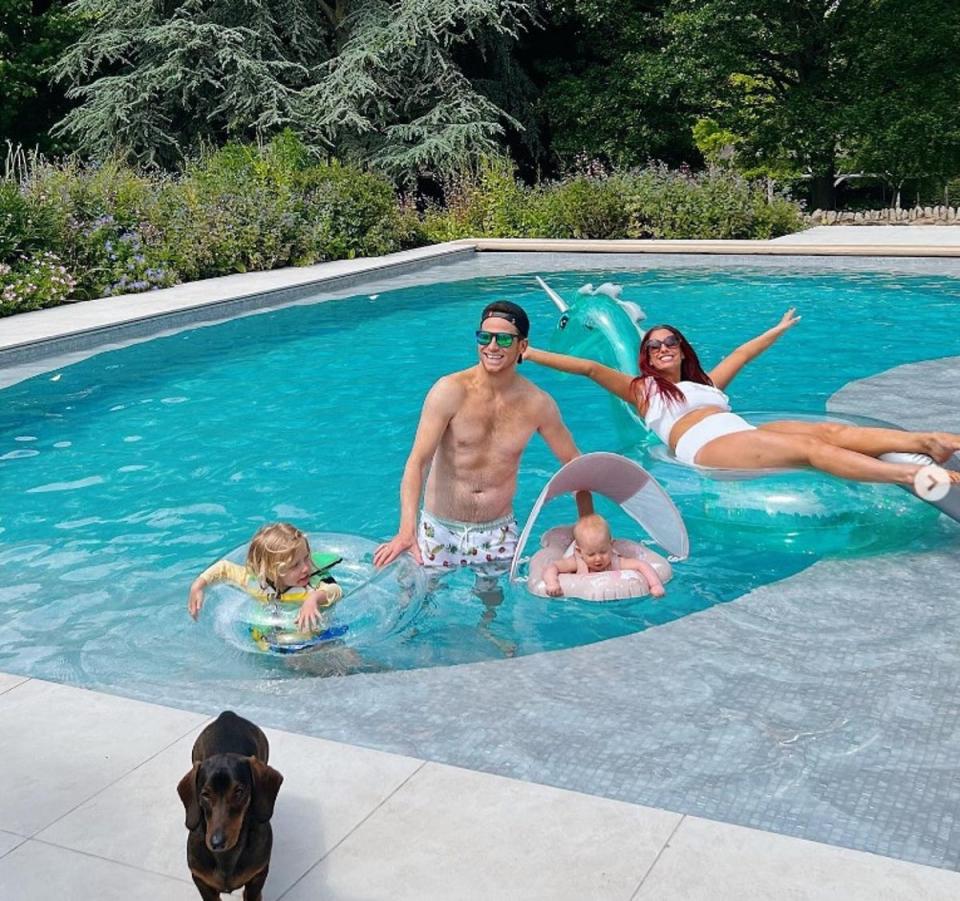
[0,841,198,901]
[0,671,27,693]
[281,761,682,901]
[773,225,960,246]
[0,831,24,859]
[635,816,960,901]
[0,679,206,836]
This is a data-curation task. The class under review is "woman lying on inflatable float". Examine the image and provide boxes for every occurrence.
[526,309,960,491]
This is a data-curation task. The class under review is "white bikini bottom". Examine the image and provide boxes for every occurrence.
[673,412,757,465]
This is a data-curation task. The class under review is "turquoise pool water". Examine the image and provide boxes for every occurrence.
[1,267,958,687]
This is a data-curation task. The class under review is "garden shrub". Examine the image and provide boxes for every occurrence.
[625,166,803,239]
[297,161,416,262]
[0,252,76,316]
[421,157,536,242]
[0,181,64,263]
[422,158,802,242]
[531,174,632,239]
[159,139,304,281]
[23,158,171,299]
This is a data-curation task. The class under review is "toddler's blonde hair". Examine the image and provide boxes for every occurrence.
[246,522,310,593]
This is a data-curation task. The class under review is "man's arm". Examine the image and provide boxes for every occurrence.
[536,392,594,518]
[373,377,462,568]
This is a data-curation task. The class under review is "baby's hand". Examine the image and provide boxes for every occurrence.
[545,581,564,597]
[650,584,666,599]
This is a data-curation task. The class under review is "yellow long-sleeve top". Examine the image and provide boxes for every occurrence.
[198,559,343,605]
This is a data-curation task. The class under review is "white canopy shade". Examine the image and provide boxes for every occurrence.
[510,452,689,582]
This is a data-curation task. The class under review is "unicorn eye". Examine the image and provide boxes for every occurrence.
[558,313,569,330]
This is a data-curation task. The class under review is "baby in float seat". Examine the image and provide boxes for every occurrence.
[542,513,666,598]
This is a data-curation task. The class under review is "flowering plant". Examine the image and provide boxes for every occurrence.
[0,252,76,317]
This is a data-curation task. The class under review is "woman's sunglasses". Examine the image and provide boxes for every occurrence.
[646,335,680,352]
[476,330,521,348]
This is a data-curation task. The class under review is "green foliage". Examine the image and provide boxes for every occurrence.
[23,157,171,299]
[421,157,537,241]
[52,0,532,177]
[533,1,696,170]
[298,162,417,261]
[0,180,63,262]
[0,251,75,315]
[421,157,804,241]
[0,0,85,153]
[532,172,632,239]
[660,0,960,208]
[625,166,802,239]
[840,0,960,200]
[0,133,421,315]
[691,119,738,169]
[158,141,306,280]
[158,133,416,278]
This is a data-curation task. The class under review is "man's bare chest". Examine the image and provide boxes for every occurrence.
[445,404,535,456]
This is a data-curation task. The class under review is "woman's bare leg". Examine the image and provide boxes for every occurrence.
[758,421,960,463]
[695,429,960,486]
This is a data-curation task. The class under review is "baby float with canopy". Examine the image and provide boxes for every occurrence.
[510,452,689,602]
[537,277,958,554]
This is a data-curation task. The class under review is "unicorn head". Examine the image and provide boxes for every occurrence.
[536,277,651,441]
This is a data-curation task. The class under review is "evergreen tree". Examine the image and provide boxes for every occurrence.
[53,0,534,174]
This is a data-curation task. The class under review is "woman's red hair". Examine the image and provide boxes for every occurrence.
[630,325,713,408]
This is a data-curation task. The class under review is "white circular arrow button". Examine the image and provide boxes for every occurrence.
[914,464,951,502]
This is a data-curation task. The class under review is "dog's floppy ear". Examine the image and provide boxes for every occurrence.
[177,763,203,830]
[248,757,283,822]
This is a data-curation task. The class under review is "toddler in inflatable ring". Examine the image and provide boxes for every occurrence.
[542,514,666,599]
[187,522,343,632]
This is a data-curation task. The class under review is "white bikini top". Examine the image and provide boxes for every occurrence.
[642,379,731,444]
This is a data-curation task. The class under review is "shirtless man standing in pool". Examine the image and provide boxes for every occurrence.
[374,300,591,571]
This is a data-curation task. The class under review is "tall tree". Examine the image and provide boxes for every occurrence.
[671,0,960,210]
[664,0,869,209]
[0,0,83,152]
[53,0,534,174]
[521,0,696,172]
[841,0,960,207]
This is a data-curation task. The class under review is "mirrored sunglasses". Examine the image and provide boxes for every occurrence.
[476,330,520,348]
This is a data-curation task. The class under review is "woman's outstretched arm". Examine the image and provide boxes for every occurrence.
[525,347,638,404]
[708,308,800,390]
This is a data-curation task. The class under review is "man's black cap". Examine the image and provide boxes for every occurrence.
[479,300,530,338]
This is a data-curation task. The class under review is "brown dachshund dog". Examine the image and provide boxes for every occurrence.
[177,711,284,901]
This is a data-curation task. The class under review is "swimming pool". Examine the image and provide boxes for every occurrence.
[1,264,958,692]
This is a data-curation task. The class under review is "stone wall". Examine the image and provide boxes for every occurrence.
[809,206,960,224]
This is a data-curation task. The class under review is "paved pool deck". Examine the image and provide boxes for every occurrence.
[3,232,960,898]
[2,673,960,900]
